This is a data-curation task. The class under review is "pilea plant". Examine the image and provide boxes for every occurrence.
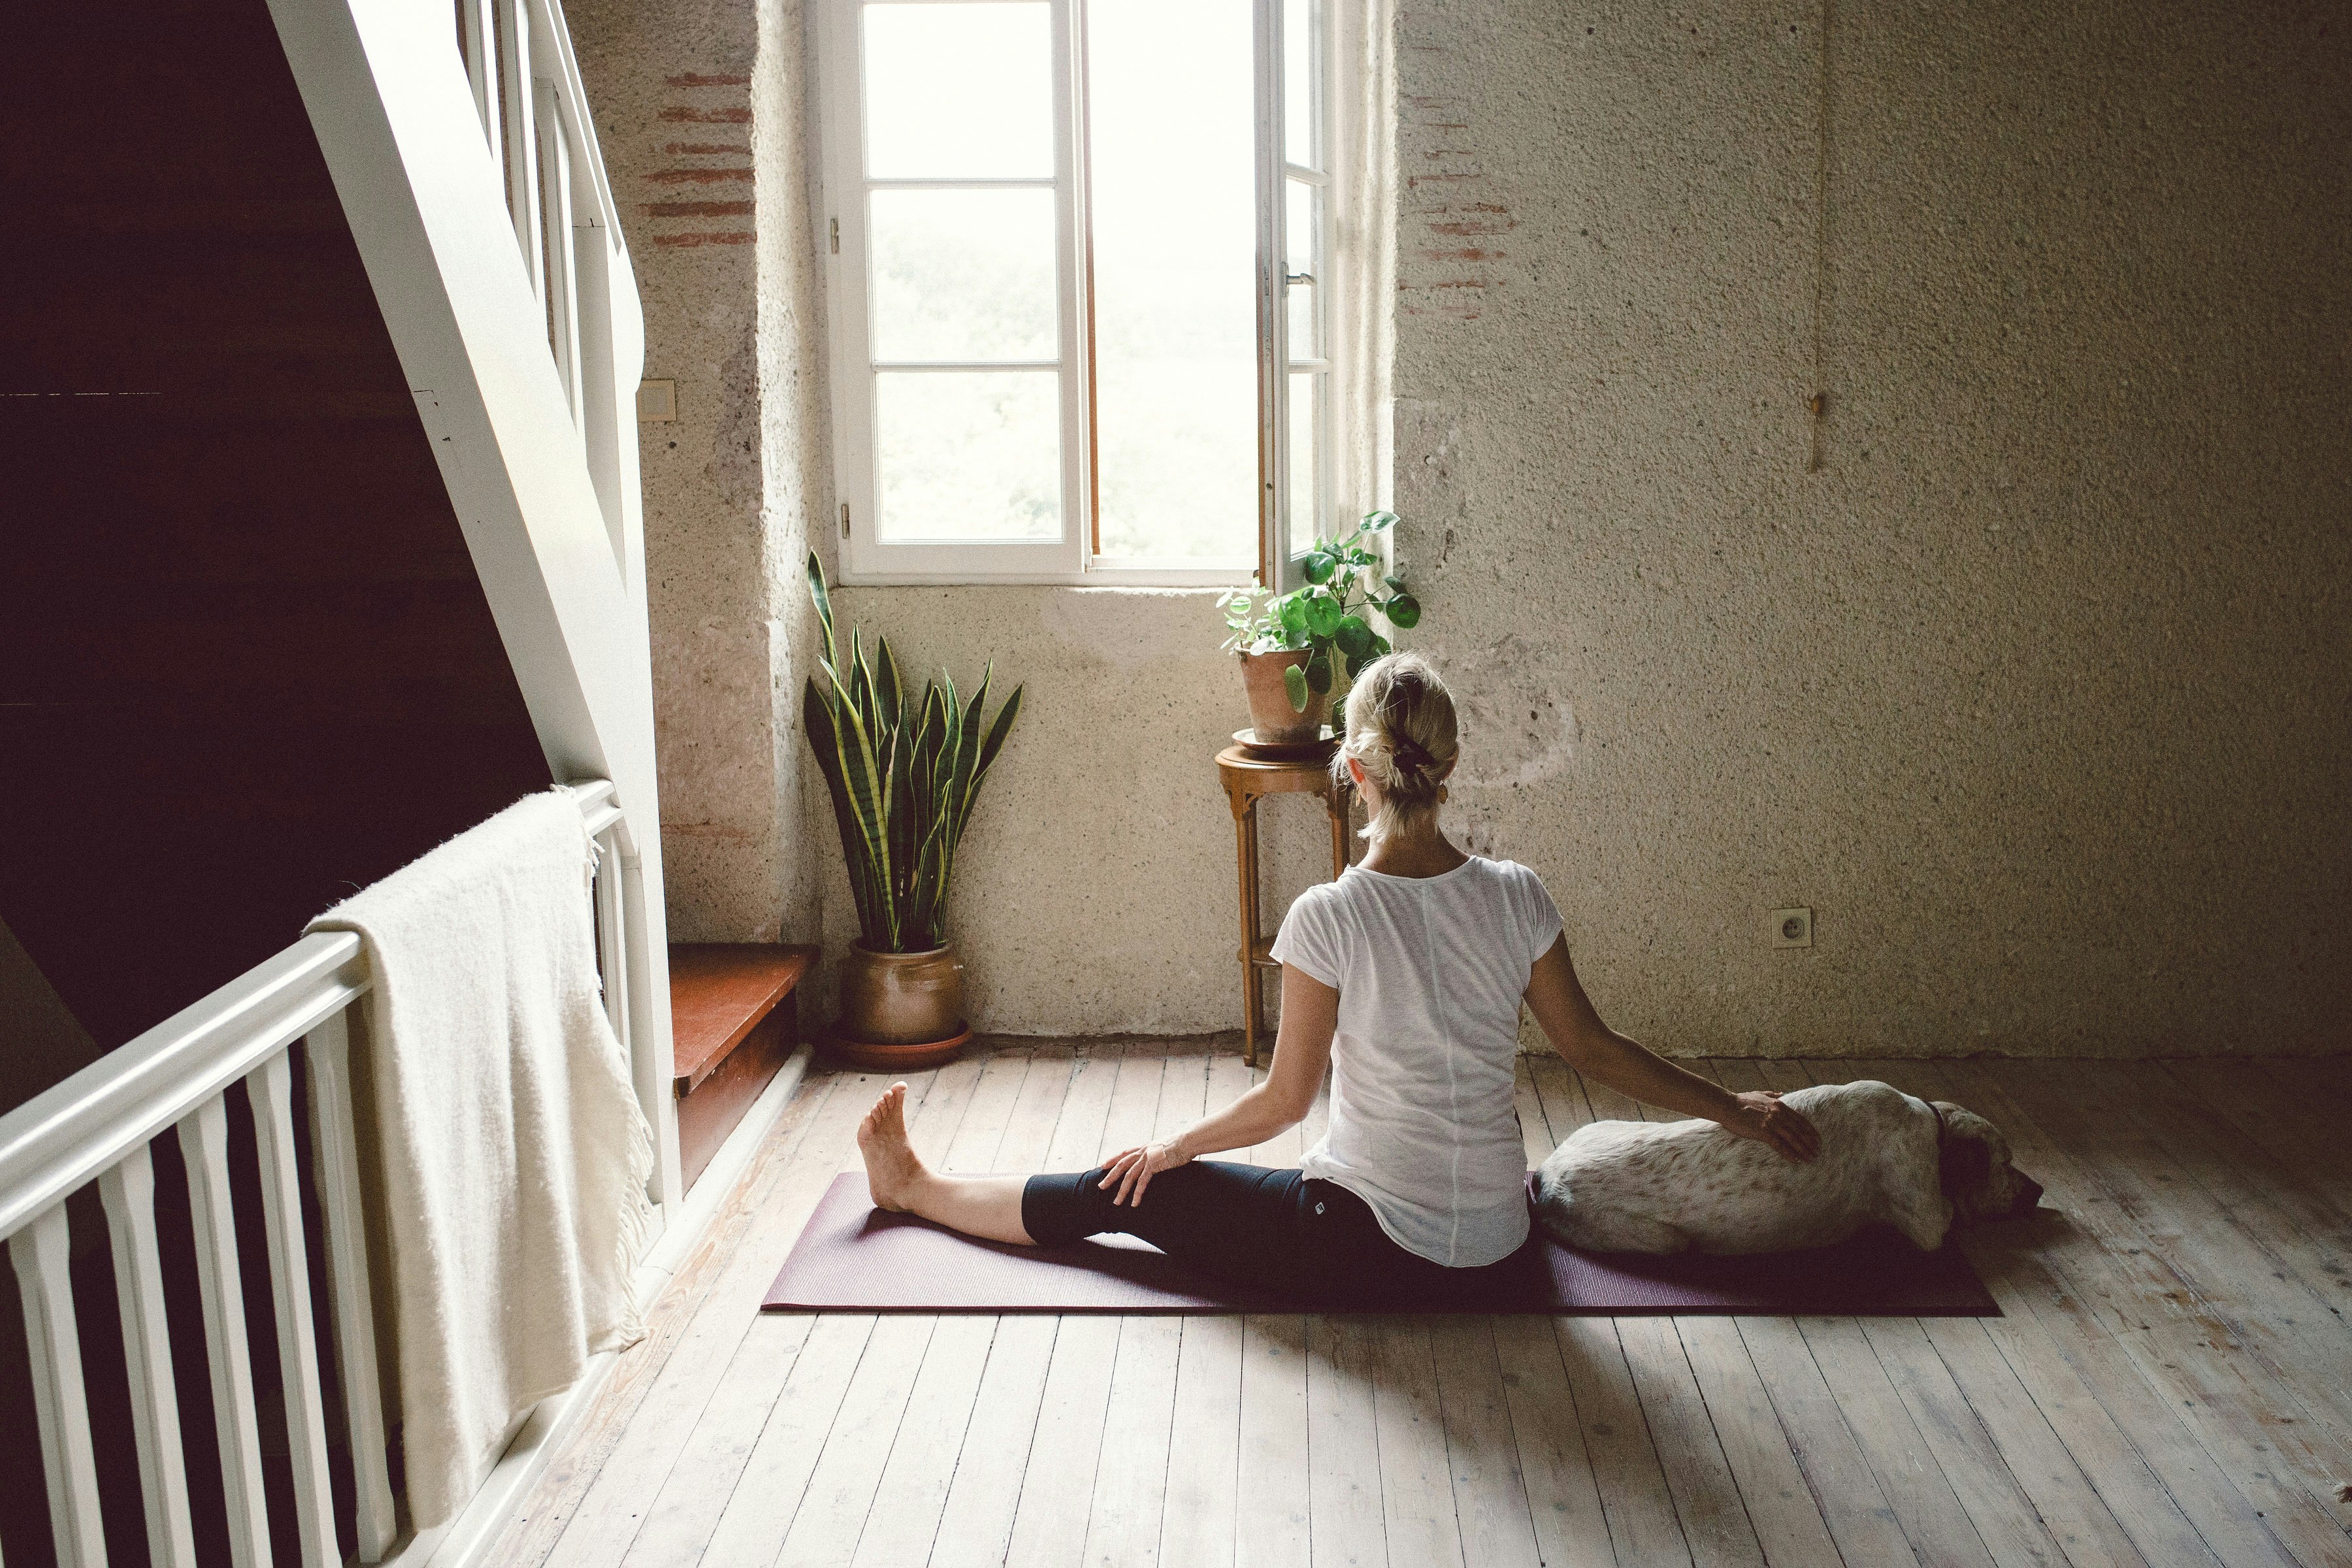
[1217,510,1423,711]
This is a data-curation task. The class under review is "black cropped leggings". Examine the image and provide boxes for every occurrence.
[1021,1160,1535,1309]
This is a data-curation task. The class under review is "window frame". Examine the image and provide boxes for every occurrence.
[817,0,1340,587]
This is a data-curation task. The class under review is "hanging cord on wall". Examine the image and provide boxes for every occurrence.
[1808,0,1835,472]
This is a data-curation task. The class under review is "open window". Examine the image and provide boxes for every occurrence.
[817,0,1367,585]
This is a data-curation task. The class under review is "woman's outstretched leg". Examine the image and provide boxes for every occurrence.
[856,1082,1034,1244]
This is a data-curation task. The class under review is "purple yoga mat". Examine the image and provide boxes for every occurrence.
[763,1173,2000,1316]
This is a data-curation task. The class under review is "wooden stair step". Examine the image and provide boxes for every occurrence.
[668,943,817,1191]
[669,943,816,1092]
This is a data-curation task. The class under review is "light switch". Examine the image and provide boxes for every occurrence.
[638,378,677,422]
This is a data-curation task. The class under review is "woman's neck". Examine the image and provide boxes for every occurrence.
[1359,825,1470,879]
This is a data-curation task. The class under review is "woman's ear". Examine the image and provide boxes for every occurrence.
[1345,754,1369,789]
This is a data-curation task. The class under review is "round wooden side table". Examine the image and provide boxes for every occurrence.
[1216,740,1356,1066]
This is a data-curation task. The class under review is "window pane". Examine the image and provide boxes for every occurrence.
[1287,368,1322,557]
[864,3,1053,178]
[1285,178,1317,279]
[870,189,1058,363]
[1284,0,1317,169]
[1086,0,1257,564]
[1286,276,1317,361]
[876,371,1062,541]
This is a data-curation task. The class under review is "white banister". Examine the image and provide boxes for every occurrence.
[263,0,681,1201]
[596,841,630,1047]
[305,1007,397,1562]
[252,1053,340,1568]
[0,783,640,1568]
[98,1145,199,1568]
[457,0,499,159]
[568,776,619,833]
[10,1205,106,1568]
[521,0,620,238]
[536,80,584,430]
[498,0,543,305]
[0,935,367,1243]
[183,1096,273,1568]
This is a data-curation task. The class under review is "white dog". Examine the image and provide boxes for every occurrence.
[1532,1080,2042,1256]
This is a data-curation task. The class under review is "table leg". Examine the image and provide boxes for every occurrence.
[1235,796,1260,1067]
[1247,814,1269,1062]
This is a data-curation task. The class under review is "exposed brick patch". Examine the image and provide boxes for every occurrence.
[647,167,755,185]
[642,72,757,249]
[1394,25,1516,323]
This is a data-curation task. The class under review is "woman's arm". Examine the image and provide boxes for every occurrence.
[1099,964,1338,1205]
[1523,934,1820,1162]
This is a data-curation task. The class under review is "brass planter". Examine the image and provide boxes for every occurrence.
[838,940,966,1049]
[1239,648,1332,744]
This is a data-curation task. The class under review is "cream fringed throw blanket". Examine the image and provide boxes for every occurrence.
[307,791,653,1529]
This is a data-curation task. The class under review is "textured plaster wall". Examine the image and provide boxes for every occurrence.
[571,0,826,945]
[823,587,1334,1035]
[1388,0,2351,1055]
[578,0,2347,1054]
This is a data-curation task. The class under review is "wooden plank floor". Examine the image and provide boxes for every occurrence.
[493,1047,2352,1568]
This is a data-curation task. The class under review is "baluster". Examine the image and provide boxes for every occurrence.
[570,204,627,563]
[498,0,544,301]
[181,1097,273,1568]
[250,1056,338,1568]
[459,0,501,163]
[595,830,629,1049]
[305,1009,395,1561]
[537,84,583,425]
[9,1205,107,1568]
[99,1147,198,1568]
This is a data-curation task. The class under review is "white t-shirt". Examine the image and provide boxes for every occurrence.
[1269,856,1564,1267]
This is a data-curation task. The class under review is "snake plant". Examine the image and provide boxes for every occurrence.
[801,553,1024,954]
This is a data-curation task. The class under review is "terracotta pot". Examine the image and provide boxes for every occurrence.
[838,940,966,1047]
[1239,648,1332,744]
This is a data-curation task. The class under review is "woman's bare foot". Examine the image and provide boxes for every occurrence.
[856,1083,928,1212]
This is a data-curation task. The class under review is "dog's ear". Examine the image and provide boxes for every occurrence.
[1940,1130,1993,1201]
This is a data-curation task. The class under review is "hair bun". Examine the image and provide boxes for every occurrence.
[1332,649,1459,843]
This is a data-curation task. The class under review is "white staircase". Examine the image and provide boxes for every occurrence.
[264,0,678,1204]
[3,3,686,1564]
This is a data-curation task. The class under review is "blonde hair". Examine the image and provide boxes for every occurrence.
[1333,651,1459,842]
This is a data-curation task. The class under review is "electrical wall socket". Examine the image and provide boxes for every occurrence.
[1770,907,1813,949]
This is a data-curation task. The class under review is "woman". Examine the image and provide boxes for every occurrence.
[855,652,1820,1303]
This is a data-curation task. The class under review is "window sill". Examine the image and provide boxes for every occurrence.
[833,567,1254,589]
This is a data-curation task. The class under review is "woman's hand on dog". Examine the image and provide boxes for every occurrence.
[1100,1139,1193,1205]
[1722,1090,1822,1162]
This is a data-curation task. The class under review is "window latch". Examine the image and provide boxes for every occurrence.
[1284,271,1314,287]
[830,218,840,255]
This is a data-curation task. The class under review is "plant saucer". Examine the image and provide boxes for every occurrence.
[1233,727,1336,761]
